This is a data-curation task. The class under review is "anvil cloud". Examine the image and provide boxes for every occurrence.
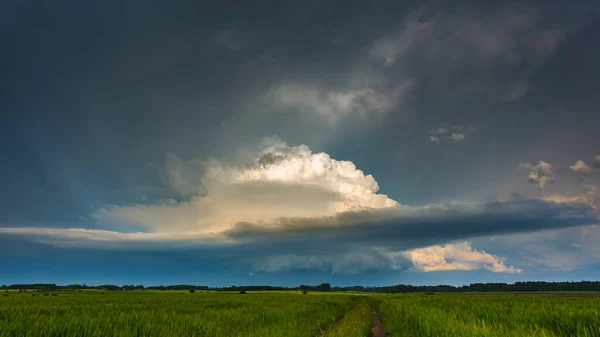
[1,0,600,285]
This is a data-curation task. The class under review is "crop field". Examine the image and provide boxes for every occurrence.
[375,293,600,337]
[1,291,599,337]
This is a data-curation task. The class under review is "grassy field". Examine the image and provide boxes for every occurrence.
[375,293,600,337]
[1,290,600,336]
[0,291,358,337]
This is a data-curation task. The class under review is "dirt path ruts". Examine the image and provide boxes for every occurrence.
[370,306,388,337]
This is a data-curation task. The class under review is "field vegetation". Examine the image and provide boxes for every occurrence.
[1,290,599,336]
[0,291,354,337]
[375,293,600,337]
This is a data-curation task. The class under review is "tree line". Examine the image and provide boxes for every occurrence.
[2,281,600,292]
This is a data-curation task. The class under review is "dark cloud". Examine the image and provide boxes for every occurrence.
[224,199,598,249]
[1,199,597,274]
[1,0,600,281]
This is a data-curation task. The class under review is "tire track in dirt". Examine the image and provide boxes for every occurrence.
[370,306,388,337]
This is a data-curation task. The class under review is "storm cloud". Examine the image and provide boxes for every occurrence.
[2,0,600,283]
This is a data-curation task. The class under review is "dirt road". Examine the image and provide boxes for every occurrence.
[370,306,388,337]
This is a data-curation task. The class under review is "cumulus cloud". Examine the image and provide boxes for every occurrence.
[519,161,554,190]
[594,155,600,168]
[409,242,522,273]
[94,138,397,233]
[2,139,599,275]
[570,160,593,173]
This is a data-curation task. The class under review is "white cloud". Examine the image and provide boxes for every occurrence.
[94,138,397,233]
[519,161,554,189]
[3,137,598,275]
[570,160,593,173]
[0,227,232,248]
[409,242,522,273]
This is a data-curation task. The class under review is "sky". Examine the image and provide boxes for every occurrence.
[1,0,600,287]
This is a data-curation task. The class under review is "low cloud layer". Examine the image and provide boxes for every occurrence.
[409,242,522,274]
[1,198,598,274]
[1,140,599,275]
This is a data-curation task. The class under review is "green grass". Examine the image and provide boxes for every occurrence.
[375,293,600,337]
[0,291,354,337]
[322,297,374,337]
[3,291,600,337]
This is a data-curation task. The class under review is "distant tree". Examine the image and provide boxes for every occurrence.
[319,283,332,292]
[239,290,246,294]
[189,289,195,294]
[302,291,308,295]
